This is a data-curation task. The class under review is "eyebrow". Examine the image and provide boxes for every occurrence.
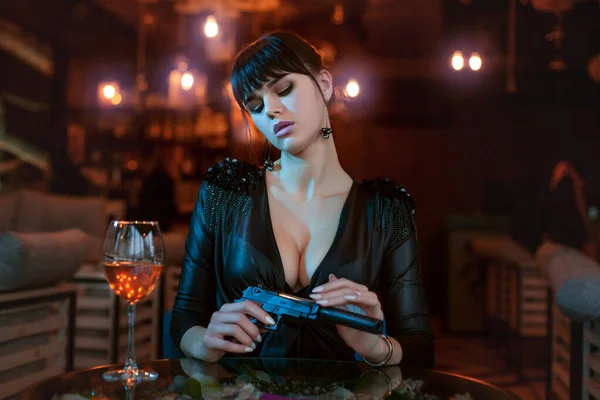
[266,76,284,88]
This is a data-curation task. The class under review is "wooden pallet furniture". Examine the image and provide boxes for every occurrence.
[0,283,76,399]
[446,216,513,333]
[72,267,160,370]
[470,236,548,381]
[549,293,600,400]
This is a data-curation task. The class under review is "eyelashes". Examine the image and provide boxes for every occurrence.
[249,104,263,114]
[278,82,293,96]
[247,83,294,114]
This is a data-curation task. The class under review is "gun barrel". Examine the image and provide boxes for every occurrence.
[319,307,383,334]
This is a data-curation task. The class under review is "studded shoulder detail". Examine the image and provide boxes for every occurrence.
[363,178,417,247]
[203,157,264,235]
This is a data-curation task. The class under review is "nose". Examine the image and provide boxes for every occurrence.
[264,94,283,119]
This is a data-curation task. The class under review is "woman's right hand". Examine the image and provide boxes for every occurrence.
[197,300,275,362]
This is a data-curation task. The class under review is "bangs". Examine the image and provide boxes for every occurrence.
[231,34,319,111]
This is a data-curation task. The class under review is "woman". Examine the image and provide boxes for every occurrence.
[544,160,591,254]
[171,32,434,368]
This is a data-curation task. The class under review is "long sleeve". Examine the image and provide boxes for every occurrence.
[170,181,217,350]
[379,195,435,369]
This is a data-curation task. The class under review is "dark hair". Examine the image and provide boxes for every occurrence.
[231,31,330,112]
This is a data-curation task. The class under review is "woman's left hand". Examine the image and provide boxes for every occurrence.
[310,274,385,357]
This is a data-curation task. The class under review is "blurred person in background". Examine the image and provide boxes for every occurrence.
[542,160,595,259]
[136,147,178,232]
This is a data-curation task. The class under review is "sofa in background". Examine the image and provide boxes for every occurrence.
[0,189,106,292]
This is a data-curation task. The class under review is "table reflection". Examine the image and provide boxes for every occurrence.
[20,358,514,399]
[177,358,401,399]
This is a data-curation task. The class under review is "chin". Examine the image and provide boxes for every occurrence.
[277,137,312,156]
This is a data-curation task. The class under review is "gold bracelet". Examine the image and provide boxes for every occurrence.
[361,334,393,367]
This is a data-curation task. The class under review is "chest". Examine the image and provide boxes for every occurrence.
[267,186,348,291]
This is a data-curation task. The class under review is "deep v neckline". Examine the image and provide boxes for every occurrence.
[262,176,356,295]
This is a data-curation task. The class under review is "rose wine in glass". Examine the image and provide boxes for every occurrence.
[102,221,164,383]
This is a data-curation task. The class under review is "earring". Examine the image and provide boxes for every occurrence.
[263,140,274,171]
[321,127,332,139]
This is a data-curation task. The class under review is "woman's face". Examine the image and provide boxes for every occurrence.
[244,70,333,155]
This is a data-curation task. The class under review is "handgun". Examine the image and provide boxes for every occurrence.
[236,286,383,334]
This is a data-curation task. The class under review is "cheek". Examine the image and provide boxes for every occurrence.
[281,94,298,114]
[281,86,315,116]
[251,115,271,137]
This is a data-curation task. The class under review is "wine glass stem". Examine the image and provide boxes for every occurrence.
[124,302,138,373]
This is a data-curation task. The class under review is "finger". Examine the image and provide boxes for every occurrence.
[220,300,275,326]
[209,323,256,348]
[312,277,368,294]
[317,291,381,308]
[309,288,360,301]
[211,312,263,342]
[203,335,255,354]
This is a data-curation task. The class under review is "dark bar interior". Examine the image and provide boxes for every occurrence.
[1,0,599,399]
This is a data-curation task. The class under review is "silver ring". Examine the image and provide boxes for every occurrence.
[359,368,393,396]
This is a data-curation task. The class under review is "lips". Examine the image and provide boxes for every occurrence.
[274,121,294,137]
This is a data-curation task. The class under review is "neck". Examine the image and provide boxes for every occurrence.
[275,136,346,200]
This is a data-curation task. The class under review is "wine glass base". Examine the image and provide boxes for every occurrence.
[102,369,158,383]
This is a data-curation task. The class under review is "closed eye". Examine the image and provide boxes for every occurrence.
[246,83,293,114]
[249,103,263,114]
[278,83,293,97]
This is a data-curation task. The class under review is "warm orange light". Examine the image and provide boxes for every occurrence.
[332,4,344,25]
[469,53,482,71]
[451,51,464,71]
[110,92,122,105]
[204,15,218,38]
[345,79,360,98]
[181,72,194,90]
[127,160,138,171]
[102,84,116,99]
[98,82,122,106]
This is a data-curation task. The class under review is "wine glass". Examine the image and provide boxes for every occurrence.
[102,220,164,383]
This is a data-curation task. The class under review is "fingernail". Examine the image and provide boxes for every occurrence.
[328,273,336,281]
[251,342,256,349]
[256,334,262,342]
[245,347,254,352]
[309,294,321,299]
[312,286,323,293]
[317,300,328,305]
[344,295,357,300]
[266,316,276,325]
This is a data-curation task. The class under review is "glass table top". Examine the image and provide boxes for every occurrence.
[20,358,516,399]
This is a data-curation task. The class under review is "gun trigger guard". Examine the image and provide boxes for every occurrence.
[250,315,279,330]
[263,318,279,331]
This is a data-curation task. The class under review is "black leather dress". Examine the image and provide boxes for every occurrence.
[171,158,434,368]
